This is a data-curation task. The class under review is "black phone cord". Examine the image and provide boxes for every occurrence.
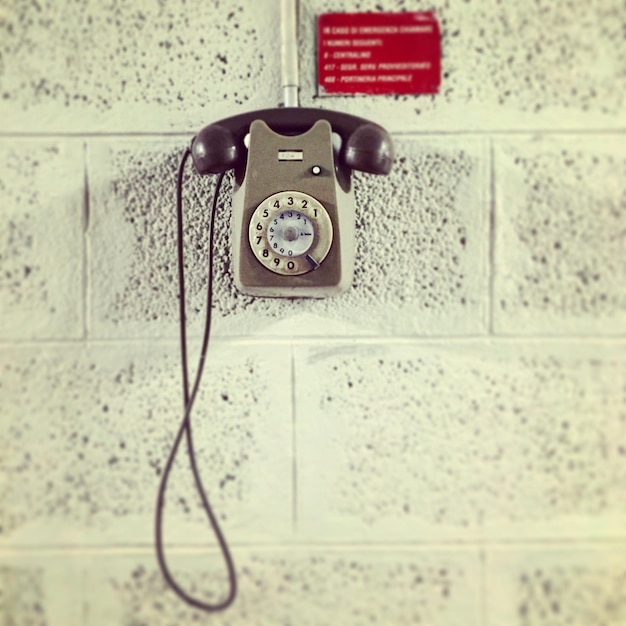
[154,147,236,612]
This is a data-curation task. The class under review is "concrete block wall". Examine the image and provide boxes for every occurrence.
[1,0,624,624]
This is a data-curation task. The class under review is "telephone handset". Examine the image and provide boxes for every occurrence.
[190,108,394,297]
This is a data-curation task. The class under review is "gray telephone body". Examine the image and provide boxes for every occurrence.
[190,108,394,298]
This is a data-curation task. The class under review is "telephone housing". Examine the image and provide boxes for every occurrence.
[190,108,393,298]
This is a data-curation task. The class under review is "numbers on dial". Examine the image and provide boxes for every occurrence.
[248,191,333,276]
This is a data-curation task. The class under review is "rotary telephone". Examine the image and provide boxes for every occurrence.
[189,107,394,297]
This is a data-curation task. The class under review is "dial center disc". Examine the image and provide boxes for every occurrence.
[269,211,314,257]
[283,226,298,241]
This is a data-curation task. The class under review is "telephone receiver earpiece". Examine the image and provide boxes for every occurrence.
[190,123,240,175]
[342,122,394,175]
[190,108,394,177]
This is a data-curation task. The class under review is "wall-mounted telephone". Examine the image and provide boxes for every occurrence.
[157,1,395,615]
[189,107,394,297]
[158,106,394,611]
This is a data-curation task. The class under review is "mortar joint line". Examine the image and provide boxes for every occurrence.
[488,138,496,336]
[82,141,90,341]
[290,343,298,534]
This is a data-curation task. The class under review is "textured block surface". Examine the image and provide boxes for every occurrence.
[485,545,626,626]
[494,136,626,335]
[4,1,622,134]
[0,0,281,133]
[83,548,482,626]
[294,341,626,541]
[300,0,626,132]
[87,136,488,338]
[0,553,83,626]
[1,0,625,623]
[0,342,292,546]
[87,138,212,339]
[0,140,84,340]
[0,563,47,626]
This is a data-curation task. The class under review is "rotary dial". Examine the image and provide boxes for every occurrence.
[248,191,333,275]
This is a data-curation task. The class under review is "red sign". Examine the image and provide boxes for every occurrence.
[317,12,440,96]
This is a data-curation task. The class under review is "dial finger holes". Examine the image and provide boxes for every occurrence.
[249,191,333,276]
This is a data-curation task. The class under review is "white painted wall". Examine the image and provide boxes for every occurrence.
[1,0,625,624]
